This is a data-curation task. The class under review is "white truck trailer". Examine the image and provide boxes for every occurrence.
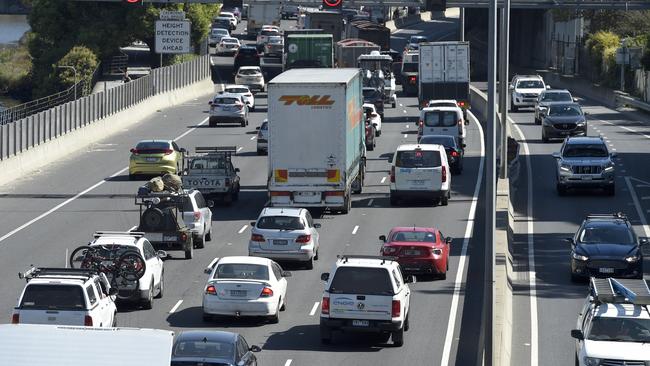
[418,41,471,113]
[246,1,281,38]
[267,68,366,214]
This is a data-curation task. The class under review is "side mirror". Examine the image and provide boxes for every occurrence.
[320,272,329,281]
[282,271,292,277]
[583,111,589,116]
[464,120,470,126]
[250,221,256,227]
[314,223,321,228]
[208,101,213,105]
[256,126,261,130]
[404,274,414,283]
[379,235,387,242]
[508,85,514,90]
[180,148,187,153]
[157,250,168,259]
[250,345,262,352]
[564,237,574,244]
[610,152,617,158]
[462,143,467,148]
[207,200,215,208]
[130,148,135,153]
[235,168,240,172]
[446,236,453,244]
[573,97,579,103]
[570,329,584,340]
[204,267,213,274]
[640,238,648,245]
[552,152,561,159]
[108,287,118,296]
[546,85,551,89]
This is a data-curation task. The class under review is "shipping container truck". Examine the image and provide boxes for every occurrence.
[344,20,391,51]
[335,38,380,68]
[247,1,282,38]
[284,34,333,70]
[267,69,366,214]
[304,11,344,43]
[418,41,471,113]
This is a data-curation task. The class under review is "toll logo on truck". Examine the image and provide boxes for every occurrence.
[278,95,335,107]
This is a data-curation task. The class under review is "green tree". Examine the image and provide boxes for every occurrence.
[56,46,99,92]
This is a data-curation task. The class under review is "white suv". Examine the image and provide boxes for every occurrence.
[88,231,166,308]
[390,144,451,206]
[509,74,548,111]
[181,190,213,248]
[235,66,265,92]
[12,267,117,328]
[319,255,412,346]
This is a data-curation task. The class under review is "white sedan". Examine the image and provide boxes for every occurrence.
[222,84,255,111]
[202,256,290,323]
[363,103,382,136]
[216,37,240,55]
[235,66,265,92]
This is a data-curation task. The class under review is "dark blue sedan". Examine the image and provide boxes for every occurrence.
[171,330,261,366]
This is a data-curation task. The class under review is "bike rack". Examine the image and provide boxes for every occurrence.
[18,266,99,281]
[337,255,398,264]
[590,277,650,305]
[94,231,146,238]
[585,212,627,220]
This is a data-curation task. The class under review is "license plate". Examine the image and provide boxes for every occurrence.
[273,240,288,245]
[410,180,425,186]
[48,317,56,321]
[297,192,316,196]
[230,290,247,297]
[581,176,592,180]
[163,235,177,242]
[404,250,421,256]
[599,268,614,274]
[146,233,163,242]
[145,157,158,162]
[352,320,369,327]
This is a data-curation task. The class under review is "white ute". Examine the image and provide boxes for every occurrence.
[319,255,412,347]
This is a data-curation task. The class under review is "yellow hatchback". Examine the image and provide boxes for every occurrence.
[129,140,185,180]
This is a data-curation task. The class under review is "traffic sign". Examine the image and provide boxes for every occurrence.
[160,10,186,21]
[322,0,342,10]
[155,20,191,54]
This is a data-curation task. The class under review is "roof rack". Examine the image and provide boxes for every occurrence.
[590,277,650,305]
[337,255,398,264]
[18,267,99,281]
[93,231,145,238]
[194,146,237,155]
[586,212,627,220]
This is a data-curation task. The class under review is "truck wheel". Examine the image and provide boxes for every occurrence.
[320,326,332,344]
[510,99,518,112]
[184,238,194,260]
[440,192,449,206]
[392,327,404,347]
[605,184,615,196]
[195,232,205,249]
[390,194,398,206]
[542,130,549,143]
[305,257,314,270]
[340,195,351,214]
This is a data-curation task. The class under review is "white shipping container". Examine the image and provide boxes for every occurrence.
[419,42,469,83]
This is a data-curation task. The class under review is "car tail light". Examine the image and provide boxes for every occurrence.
[391,300,401,318]
[296,234,311,243]
[451,151,459,157]
[130,148,139,155]
[270,191,290,197]
[390,166,395,183]
[251,233,265,242]
[235,102,244,110]
[205,285,217,295]
[164,149,173,155]
[409,76,416,84]
[321,297,330,314]
[324,191,344,197]
[84,315,93,326]
[432,248,443,255]
[260,287,274,297]
[11,314,19,324]
[441,166,447,183]
[180,232,188,242]
[193,211,202,221]
[457,101,466,108]
[382,246,398,255]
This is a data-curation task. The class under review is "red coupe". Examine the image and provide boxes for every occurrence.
[379,227,451,279]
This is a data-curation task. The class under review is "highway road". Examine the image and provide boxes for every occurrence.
[0,15,493,366]
[506,92,650,365]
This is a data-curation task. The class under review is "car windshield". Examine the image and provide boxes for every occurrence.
[268,37,282,44]
[549,105,581,116]
[212,29,228,35]
[587,317,650,343]
[261,30,279,36]
[239,48,257,54]
[409,36,426,43]
[173,339,234,360]
[188,157,227,171]
[579,225,635,244]
[563,144,608,158]
[419,135,456,148]
[225,87,249,94]
[238,69,260,75]
[135,141,171,153]
[260,121,268,130]
[20,284,85,310]
[391,231,436,243]
[424,110,458,127]
[214,263,269,280]
[429,102,457,108]
[517,80,544,89]
[212,97,238,105]
[402,62,418,72]
[395,150,441,168]
[256,216,304,230]
[363,89,382,99]
[542,92,572,102]
[329,267,394,295]
[222,38,238,44]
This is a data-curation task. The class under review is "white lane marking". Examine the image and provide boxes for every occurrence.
[403,110,407,114]
[352,225,359,235]
[65,248,68,268]
[380,177,387,184]
[284,360,292,366]
[403,134,408,138]
[440,110,485,366]
[238,225,248,234]
[309,301,320,316]
[600,119,650,139]
[510,116,538,366]
[250,136,256,140]
[627,177,650,238]
[169,300,183,314]
[0,117,209,244]
[128,225,138,232]
[399,103,404,107]
[237,147,243,152]
[406,124,410,128]
[367,198,374,207]
[641,196,650,200]
[637,185,650,188]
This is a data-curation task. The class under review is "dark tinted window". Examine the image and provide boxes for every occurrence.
[135,141,171,151]
[212,97,239,105]
[261,30,279,36]
[238,47,258,55]
[563,144,608,158]
[391,231,437,242]
[225,87,249,94]
[173,339,235,360]
[256,216,304,230]
[549,105,581,116]
[86,285,97,305]
[20,284,85,310]
[419,135,456,148]
[362,89,382,99]
[238,68,260,75]
[579,224,635,244]
[214,263,269,280]
[424,110,458,127]
[395,150,441,168]
[587,317,650,342]
[402,63,418,72]
[329,267,394,295]
[516,80,544,89]
[542,92,572,102]
[171,362,229,366]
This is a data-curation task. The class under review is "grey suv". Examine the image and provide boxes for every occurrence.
[553,136,616,196]
[534,89,574,125]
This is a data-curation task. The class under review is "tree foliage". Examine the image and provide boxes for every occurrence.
[56,46,99,90]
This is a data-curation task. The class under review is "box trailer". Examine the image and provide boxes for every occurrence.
[247,1,281,38]
[344,20,391,51]
[284,34,333,70]
[418,41,470,111]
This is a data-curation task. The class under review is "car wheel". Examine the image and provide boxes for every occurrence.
[269,302,280,324]
[606,184,615,196]
[155,272,164,298]
[557,183,567,196]
[404,314,410,331]
[112,313,117,327]
[206,229,212,242]
[241,119,246,127]
[305,257,314,270]
[440,192,449,206]
[128,173,136,181]
[542,130,549,143]
[250,105,255,112]
[224,193,233,206]
[440,270,447,280]
[195,232,205,249]
[314,247,319,260]
[392,327,404,347]
[184,238,194,260]
[281,295,287,311]
[320,326,332,344]
[233,185,240,201]
[142,280,154,310]
[570,271,581,283]
[209,117,216,127]
[510,99,518,112]
[535,117,540,125]
[257,149,263,155]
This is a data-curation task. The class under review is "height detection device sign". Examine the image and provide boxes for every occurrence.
[155,12,191,54]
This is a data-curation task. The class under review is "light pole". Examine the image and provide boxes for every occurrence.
[57,65,78,101]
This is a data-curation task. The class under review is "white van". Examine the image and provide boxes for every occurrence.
[389,144,451,206]
[418,106,465,144]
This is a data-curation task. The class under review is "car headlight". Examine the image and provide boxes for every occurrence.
[560,164,572,173]
[576,121,586,126]
[603,165,614,173]
[625,255,640,263]
[572,252,589,261]
[584,357,601,366]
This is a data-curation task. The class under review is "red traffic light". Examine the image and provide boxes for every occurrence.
[322,0,342,9]
[124,0,143,3]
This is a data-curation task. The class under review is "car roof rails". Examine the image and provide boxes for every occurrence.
[590,277,650,305]
[18,266,99,281]
[93,231,145,239]
[337,255,398,264]
[585,212,627,220]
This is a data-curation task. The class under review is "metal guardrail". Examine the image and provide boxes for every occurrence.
[616,93,650,113]
[0,55,210,161]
